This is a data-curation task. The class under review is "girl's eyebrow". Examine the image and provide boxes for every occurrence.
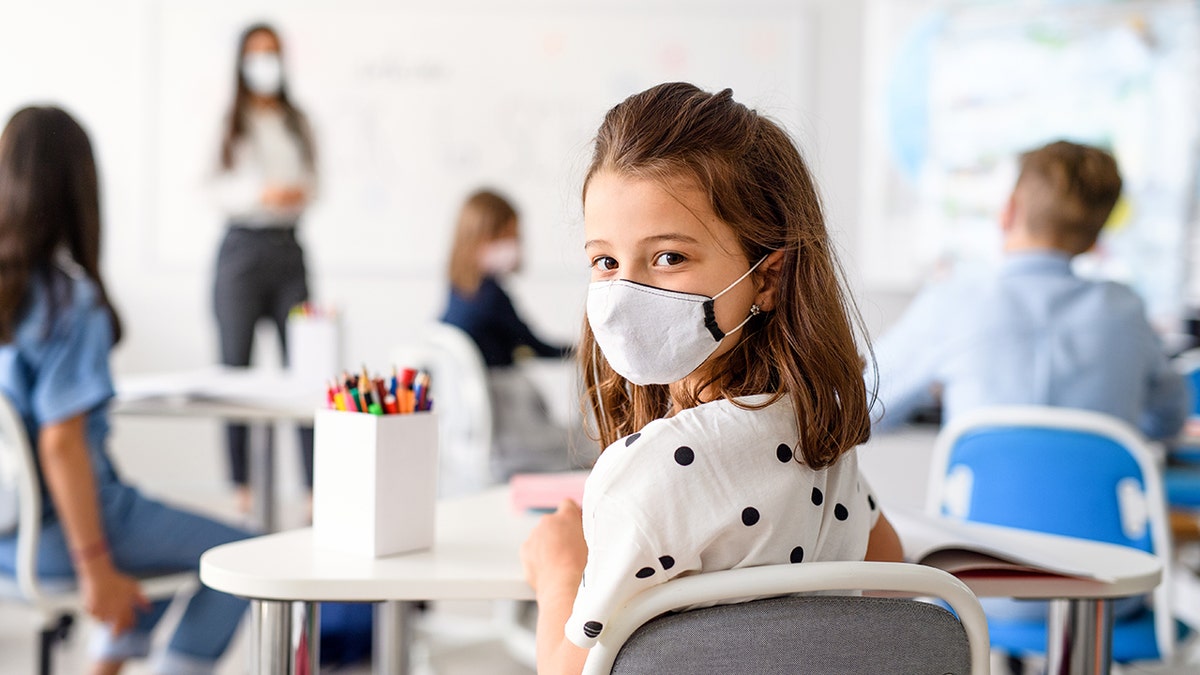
[642,233,701,246]
[584,233,701,250]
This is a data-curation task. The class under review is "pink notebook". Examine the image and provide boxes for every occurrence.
[509,470,590,513]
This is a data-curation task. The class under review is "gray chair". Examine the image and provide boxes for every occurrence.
[585,561,990,675]
[0,391,194,675]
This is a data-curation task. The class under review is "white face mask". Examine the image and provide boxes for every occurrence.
[586,257,766,386]
[242,53,284,96]
[479,239,521,275]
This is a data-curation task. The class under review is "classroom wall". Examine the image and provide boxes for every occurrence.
[0,0,894,378]
[0,0,906,498]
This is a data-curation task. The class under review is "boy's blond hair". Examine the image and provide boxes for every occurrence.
[1015,140,1122,255]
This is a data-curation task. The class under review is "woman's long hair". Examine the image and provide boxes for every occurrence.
[219,23,315,171]
[580,82,875,469]
[0,106,122,343]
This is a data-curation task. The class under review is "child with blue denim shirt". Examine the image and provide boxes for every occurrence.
[0,106,251,675]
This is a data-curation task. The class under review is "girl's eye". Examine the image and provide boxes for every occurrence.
[591,256,618,272]
[653,252,686,266]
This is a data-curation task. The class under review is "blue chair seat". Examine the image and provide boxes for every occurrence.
[989,611,1188,663]
[1170,446,1200,465]
[1165,469,1200,509]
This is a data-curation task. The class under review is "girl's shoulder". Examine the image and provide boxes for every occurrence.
[16,266,101,342]
[591,395,795,483]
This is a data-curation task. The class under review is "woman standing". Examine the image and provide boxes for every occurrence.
[212,23,317,514]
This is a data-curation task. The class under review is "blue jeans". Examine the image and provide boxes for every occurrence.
[0,480,252,671]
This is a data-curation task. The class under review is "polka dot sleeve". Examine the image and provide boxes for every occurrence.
[860,470,882,530]
[564,493,668,648]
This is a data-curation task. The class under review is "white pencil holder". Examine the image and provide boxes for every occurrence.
[312,409,439,558]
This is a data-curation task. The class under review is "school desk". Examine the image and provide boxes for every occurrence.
[114,366,323,532]
[199,485,1160,675]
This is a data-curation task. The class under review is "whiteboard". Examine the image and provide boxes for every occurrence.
[150,3,816,278]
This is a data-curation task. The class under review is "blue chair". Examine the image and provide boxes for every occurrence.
[1171,350,1200,464]
[925,406,1178,664]
[1164,353,1200,523]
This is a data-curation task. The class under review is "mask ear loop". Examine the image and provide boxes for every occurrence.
[710,255,769,301]
[708,255,769,339]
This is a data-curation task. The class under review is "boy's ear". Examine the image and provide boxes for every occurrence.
[999,192,1018,234]
[753,250,787,312]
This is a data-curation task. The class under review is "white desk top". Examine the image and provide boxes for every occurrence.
[114,366,321,422]
[201,487,538,602]
[202,486,1160,605]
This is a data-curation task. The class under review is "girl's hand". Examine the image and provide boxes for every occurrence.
[78,561,150,635]
[521,499,588,593]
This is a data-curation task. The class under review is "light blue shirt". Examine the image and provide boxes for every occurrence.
[869,250,1188,439]
[0,268,117,493]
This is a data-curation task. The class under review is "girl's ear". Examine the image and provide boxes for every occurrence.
[753,250,787,311]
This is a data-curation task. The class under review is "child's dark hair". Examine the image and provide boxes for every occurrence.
[580,82,872,469]
[0,106,121,344]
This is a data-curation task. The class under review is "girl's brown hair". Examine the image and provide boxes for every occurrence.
[0,106,122,343]
[581,82,872,469]
[447,189,518,296]
[220,23,316,171]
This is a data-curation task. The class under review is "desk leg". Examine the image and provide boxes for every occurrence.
[1046,598,1113,675]
[249,422,276,532]
[250,600,320,674]
[374,600,415,675]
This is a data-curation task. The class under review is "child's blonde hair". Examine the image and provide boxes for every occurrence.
[1015,140,1122,255]
[446,189,518,296]
[580,82,871,469]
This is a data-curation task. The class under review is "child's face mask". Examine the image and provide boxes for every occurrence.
[479,239,521,276]
[586,257,765,386]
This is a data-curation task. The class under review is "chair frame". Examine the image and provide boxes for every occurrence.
[0,392,194,674]
[391,322,495,498]
[582,560,991,675]
[925,405,1176,661]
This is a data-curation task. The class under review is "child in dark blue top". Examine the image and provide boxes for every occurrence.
[440,189,582,481]
[0,106,250,675]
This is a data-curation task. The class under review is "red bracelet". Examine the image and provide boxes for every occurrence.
[72,540,109,564]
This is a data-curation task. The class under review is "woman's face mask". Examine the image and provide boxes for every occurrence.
[242,52,284,96]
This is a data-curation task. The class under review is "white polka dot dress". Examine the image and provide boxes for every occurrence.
[565,394,881,648]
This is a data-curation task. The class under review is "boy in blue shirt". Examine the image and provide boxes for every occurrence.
[870,140,1187,440]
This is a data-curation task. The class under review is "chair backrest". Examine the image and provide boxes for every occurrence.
[391,322,494,498]
[925,405,1174,658]
[0,390,48,604]
[584,561,990,675]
